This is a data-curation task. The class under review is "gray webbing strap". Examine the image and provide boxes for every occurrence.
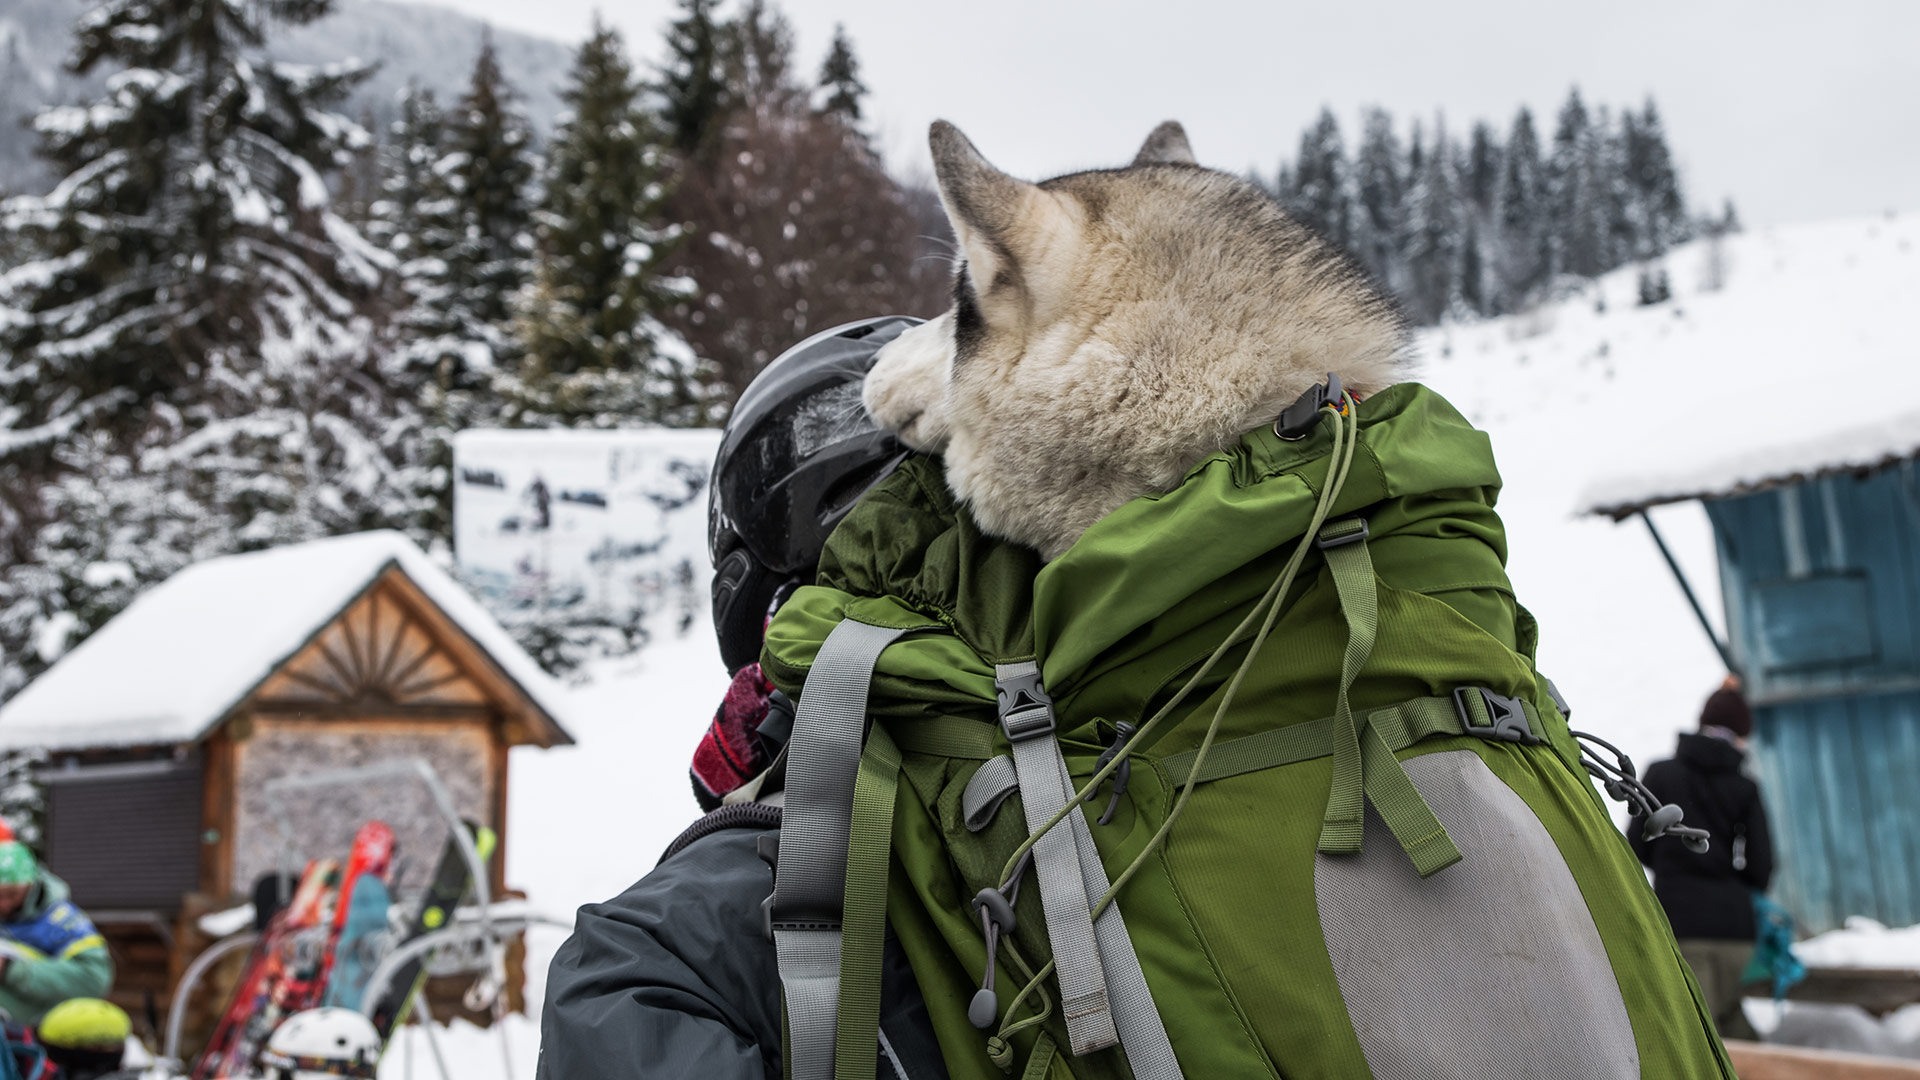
[1062,765,1186,1079]
[772,619,912,1080]
[995,661,1119,1055]
[962,755,1020,832]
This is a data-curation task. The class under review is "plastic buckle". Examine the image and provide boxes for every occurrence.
[1274,372,1347,440]
[764,905,841,943]
[757,835,843,942]
[1315,517,1370,550]
[995,669,1056,743]
[1453,687,1540,745]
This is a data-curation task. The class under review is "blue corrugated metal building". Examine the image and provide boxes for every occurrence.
[1592,450,1920,934]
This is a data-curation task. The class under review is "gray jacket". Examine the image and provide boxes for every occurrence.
[537,811,947,1078]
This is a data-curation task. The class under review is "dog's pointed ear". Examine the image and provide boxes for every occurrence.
[929,120,1070,293]
[1133,121,1195,166]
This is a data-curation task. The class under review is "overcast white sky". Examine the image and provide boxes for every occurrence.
[423,0,1918,227]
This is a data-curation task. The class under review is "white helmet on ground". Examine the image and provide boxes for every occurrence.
[259,1008,380,1078]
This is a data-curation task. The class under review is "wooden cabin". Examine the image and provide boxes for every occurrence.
[0,530,572,1033]
[1591,430,1920,934]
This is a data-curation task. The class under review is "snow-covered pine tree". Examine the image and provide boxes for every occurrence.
[0,0,430,696]
[337,106,383,227]
[365,83,481,540]
[367,84,446,288]
[1287,108,1351,250]
[817,23,867,126]
[660,0,727,156]
[1350,108,1406,295]
[1459,215,1488,316]
[0,0,386,445]
[1494,106,1549,308]
[1624,99,1690,256]
[1465,121,1501,220]
[1592,106,1637,276]
[1549,87,1611,280]
[511,18,704,429]
[436,38,538,352]
[385,37,539,535]
[1403,120,1460,324]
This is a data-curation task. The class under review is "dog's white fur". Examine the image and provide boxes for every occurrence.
[865,120,1409,560]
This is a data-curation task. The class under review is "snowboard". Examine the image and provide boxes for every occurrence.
[367,821,496,1040]
[321,872,393,1011]
[192,858,341,1080]
[300,821,396,1014]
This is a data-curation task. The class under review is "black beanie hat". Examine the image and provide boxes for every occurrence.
[1700,687,1753,738]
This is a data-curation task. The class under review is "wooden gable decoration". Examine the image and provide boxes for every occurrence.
[244,565,567,748]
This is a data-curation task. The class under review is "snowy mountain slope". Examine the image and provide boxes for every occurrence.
[0,0,573,196]
[445,215,1920,1075]
[1420,212,1919,775]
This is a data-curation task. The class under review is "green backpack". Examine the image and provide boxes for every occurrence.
[758,382,1736,1080]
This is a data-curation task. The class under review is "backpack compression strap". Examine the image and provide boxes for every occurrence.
[1314,517,1465,877]
[769,618,912,1080]
[994,663,1184,1077]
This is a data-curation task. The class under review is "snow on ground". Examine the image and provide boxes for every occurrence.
[417,214,1920,1074]
[1798,917,1920,970]
[1743,918,1920,1061]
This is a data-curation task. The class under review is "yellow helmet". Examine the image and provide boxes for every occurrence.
[37,997,130,1050]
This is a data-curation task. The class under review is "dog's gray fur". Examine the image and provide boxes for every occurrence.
[864,120,1410,560]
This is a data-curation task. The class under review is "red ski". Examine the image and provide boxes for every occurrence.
[193,858,341,1079]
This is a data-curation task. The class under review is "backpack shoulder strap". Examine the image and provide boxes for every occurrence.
[992,663,1183,1078]
[768,618,912,1080]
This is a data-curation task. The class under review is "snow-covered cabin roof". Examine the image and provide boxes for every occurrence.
[1571,216,1920,520]
[1582,410,1920,520]
[0,531,574,752]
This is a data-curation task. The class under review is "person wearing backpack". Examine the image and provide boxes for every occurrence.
[1631,684,1774,1041]
[537,318,946,1079]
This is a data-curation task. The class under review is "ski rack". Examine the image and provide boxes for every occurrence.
[357,904,575,1025]
[160,932,259,1064]
[154,759,508,1075]
[158,903,574,1069]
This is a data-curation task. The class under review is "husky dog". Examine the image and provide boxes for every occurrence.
[863,120,1409,560]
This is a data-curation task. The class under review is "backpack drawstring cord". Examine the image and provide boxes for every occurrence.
[1572,729,1712,852]
[1094,721,1138,826]
[980,390,1361,1048]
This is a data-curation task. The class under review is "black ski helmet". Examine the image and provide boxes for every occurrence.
[709,316,921,673]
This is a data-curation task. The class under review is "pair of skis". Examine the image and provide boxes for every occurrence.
[193,821,391,1078]
[192,820,492,1077]
[192,856,340,1079]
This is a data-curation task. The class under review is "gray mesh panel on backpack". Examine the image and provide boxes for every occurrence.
[1314,750,1639,1079]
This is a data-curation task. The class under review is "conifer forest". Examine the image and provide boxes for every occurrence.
[0,0,1729,696]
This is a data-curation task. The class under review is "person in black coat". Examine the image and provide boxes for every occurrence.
[537,320,950,1078]
[1631,684,1773,1042]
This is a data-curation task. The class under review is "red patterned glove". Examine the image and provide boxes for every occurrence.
[690,663,776,811]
